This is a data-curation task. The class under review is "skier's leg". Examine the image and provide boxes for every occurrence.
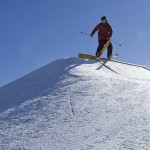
[107,42,113,58]
[95,41,105,56]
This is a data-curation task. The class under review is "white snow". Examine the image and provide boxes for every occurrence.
[0,57,150,150]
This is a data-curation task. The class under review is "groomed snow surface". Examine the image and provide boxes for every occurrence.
[0,57,150,150]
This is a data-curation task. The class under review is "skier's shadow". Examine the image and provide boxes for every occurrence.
[96,59,108,70]
[95,59,120,75]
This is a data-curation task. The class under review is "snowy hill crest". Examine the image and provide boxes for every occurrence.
[0,57,150,150]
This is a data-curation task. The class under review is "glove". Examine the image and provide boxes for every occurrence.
[90,34,93,37]
[107,37,111,41]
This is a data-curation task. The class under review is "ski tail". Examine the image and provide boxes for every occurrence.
[78,53,98,59]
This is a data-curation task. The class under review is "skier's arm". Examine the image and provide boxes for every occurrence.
[90,24,100,36]
[107,25,113,38]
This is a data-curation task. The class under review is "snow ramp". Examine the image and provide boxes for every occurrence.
[0,57,150,150]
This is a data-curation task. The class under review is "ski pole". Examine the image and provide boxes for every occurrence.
[81,32,91,36]
[81,32,122,46]
[110,40,122,47]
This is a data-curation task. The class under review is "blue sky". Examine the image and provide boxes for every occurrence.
[0,0,150,86]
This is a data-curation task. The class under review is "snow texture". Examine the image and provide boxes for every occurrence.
[0,57,150,150]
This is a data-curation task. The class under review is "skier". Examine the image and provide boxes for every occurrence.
[90,16,113,58]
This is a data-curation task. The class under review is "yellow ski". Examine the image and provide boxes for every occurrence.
[97,40,110,57]
[78,40,110,59]
[78,53,98,59]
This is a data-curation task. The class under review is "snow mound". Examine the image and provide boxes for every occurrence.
[0,57,150,150]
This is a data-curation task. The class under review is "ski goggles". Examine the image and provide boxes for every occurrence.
[101,19,107,23]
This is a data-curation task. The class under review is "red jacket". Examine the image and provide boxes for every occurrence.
[91,22,113,41]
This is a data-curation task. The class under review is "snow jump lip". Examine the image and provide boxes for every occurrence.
[78,53,150,71]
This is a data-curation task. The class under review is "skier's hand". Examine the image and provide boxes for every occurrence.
[90,34,93,37]
[107,37,110,40]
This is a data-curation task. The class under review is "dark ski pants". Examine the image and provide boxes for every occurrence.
[96,40,113,58]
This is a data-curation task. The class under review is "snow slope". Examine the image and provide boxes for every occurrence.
[0,57,150,150]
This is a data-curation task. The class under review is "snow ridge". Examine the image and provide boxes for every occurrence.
[0,57,150,150]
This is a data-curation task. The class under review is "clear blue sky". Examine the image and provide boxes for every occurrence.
[0,0,150,86]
